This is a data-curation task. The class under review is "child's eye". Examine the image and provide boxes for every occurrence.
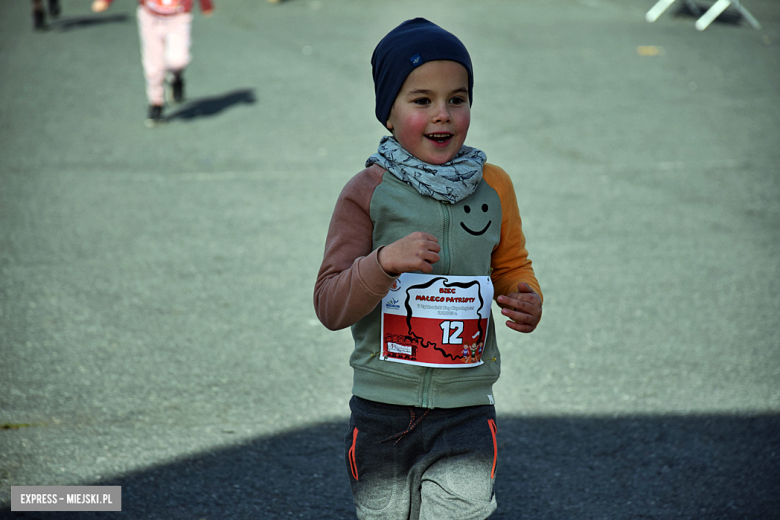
[450,96,467,105]
[413,98,431,106]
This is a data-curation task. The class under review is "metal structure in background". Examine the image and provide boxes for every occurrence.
[646,0,761,31]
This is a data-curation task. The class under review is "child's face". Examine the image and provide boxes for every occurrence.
[386,60,470,165]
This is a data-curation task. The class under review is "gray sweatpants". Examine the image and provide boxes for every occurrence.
[345,396,498,520]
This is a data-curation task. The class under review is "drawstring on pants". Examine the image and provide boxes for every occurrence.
[381,407,430,445]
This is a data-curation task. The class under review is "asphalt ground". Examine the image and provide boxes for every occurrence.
[1,0,779,518]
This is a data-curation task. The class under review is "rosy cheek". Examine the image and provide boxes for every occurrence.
[395,118,426,143]
[402,114,428,135]
[456,111,471,129]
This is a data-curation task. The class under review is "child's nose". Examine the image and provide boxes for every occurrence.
[431,102,452,123]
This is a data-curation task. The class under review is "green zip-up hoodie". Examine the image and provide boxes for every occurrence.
[314,163,541,409]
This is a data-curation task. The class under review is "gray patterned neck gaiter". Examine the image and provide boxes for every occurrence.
[366,136,486,204]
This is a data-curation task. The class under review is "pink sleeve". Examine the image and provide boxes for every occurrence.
[313,166,398,331]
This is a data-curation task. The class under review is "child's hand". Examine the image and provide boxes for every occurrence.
[497,283,542,333]
[91,0,109,12]
[378,232,440,276]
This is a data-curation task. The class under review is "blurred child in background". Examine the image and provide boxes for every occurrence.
[92,0,213,127]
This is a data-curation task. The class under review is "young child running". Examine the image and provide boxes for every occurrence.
[314,18,543,520]
[91,0,213,127]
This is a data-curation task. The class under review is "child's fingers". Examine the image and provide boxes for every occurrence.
[498,297,538,316]
[504,317,538,333]
[500,284,540,305]
[409,232,440,265]
[413,232,439,250]
[415,251,439,272]
[378,232,441,275]
[417,261,434,274]
[497,285,542,334]
[500,306,540,333]
[500,304,538,323]
[497,292,540,309]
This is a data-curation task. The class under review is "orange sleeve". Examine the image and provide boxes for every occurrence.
[483,164,542,302]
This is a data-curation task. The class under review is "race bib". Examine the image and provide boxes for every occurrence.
[381,273,493,368]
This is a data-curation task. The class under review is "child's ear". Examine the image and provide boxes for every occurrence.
[386,120,394,131]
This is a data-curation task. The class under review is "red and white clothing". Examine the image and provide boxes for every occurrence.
[137,0,207,15]
[102,0,213,15]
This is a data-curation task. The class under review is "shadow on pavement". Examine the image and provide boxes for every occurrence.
[166,89,256,122]
[49,15,130,32]
[2,415,778,519]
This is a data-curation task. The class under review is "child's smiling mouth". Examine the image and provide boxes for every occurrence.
[425,133,454,144]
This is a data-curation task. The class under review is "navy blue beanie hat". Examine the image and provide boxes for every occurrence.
[372,18,473,128]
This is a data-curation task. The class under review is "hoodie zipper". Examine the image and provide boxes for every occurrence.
[422,202,453,408]
[439,202,451,274]
[421,369,433,408]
